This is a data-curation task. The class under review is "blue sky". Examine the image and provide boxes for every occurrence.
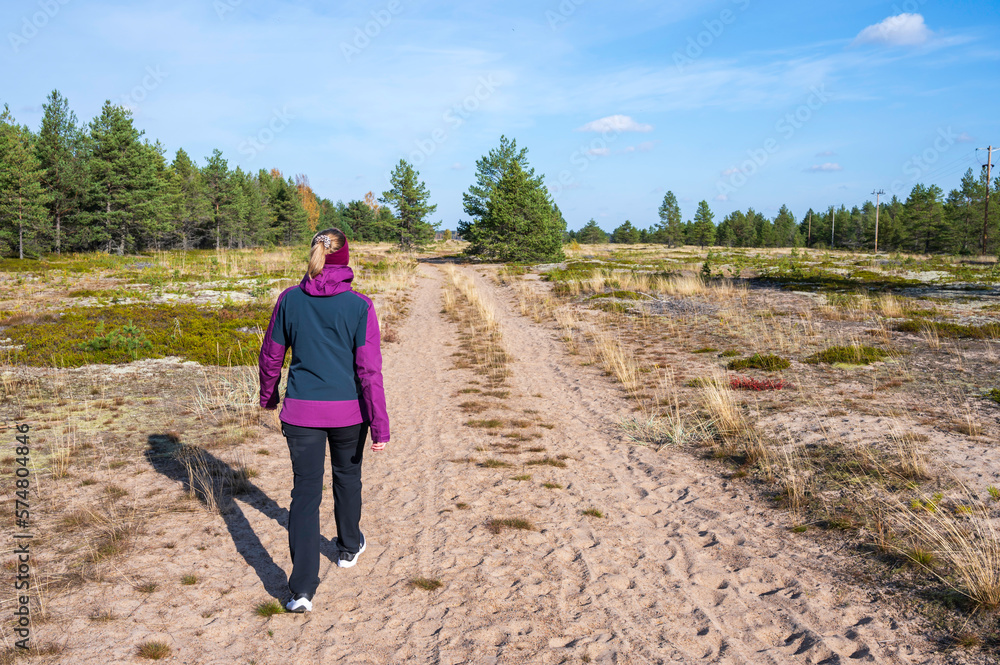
[2,0,998,231]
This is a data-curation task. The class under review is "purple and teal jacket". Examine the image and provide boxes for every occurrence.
[258,257,390,443]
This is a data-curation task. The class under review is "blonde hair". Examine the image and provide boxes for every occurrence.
[307,228,347,278]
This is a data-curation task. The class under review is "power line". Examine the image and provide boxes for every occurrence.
[981,146,994,256]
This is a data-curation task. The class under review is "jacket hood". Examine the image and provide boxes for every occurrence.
[299,264,355,297]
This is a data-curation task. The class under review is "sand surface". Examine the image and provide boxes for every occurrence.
[43,264,947,664]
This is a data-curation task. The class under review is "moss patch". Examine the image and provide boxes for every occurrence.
[4,303,269,367]
[805,345,890,366]
[726,353,790,372]
[895,319,1000,339]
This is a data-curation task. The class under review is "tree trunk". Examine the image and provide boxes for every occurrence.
[55,213,61,254]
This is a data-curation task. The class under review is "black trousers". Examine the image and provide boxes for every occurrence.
[281,421,368,597]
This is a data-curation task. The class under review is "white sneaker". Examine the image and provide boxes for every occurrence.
[285,593,313,613]
[337,533,366,569]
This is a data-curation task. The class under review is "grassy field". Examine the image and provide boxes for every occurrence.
[1,241,999,658]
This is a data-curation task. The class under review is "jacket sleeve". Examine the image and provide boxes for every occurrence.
[259,289,291,410]
[354,298,390,442]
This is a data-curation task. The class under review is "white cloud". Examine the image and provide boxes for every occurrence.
[576,114,653,133]
[721,167,743,176]
[852,14,932,47]
[714,194,729,202]
[816,150,836,157]
[586,147,611,156]
[450,162,465,170]
[956,132,974,143]
[805,162,843,172]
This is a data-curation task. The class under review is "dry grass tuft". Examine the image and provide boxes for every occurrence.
[486,517,535,534]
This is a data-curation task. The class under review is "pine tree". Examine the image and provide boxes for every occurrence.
[84,102,161,254]
[901,184,945,254]
[772,204,799,247]
[460,136,564,262]
[0,107,51,258]
[689,200,716,248]
[36,90,84,254]
[656,191,684,246]
[611,220,640,244]
[168,148,211,250]
[577,219,607,244]
[203,149,232,249]
[380,159,438,249]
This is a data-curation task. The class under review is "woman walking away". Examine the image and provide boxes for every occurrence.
[258,228,390,613]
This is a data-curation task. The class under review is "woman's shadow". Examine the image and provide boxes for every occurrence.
[144,432,341,599]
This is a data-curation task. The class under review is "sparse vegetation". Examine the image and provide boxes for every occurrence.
[805,344,891,366]
[136,641,171,660]
[486,517,535,533]
[410,577,443,591]
[255,600,286,618]
[726,353,790,372]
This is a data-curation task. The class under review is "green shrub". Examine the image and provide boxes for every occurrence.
[726,353,790,371]
[987,389,1000,405]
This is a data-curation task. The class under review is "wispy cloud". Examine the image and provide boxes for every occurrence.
[577,114,653,133]
[852,13,932,47]
[816,150,836,157]
[805,162,843,172]
[956,132,975,143]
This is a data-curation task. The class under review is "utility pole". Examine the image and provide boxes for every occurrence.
[983,145,993,257]
[872,189,885,254]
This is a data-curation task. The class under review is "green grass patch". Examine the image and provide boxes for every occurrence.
[581,508,604,518]
[542,482,563,489]
[987,389,1000,405]
[255,600,286,617]
[512,474,532,481]
[590,290,641,300]
[692,347,718,354]
[718,349,740,358]
[726,353,790,371]
[804,345,890,365]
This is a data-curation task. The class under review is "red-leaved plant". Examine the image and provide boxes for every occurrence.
[730,375,789,391]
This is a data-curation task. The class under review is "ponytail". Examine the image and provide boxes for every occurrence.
[306,228,348,279]
[307,242,326,279]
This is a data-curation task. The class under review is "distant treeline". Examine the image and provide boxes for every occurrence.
[0,90,436,258]
[571,177,1000,255]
